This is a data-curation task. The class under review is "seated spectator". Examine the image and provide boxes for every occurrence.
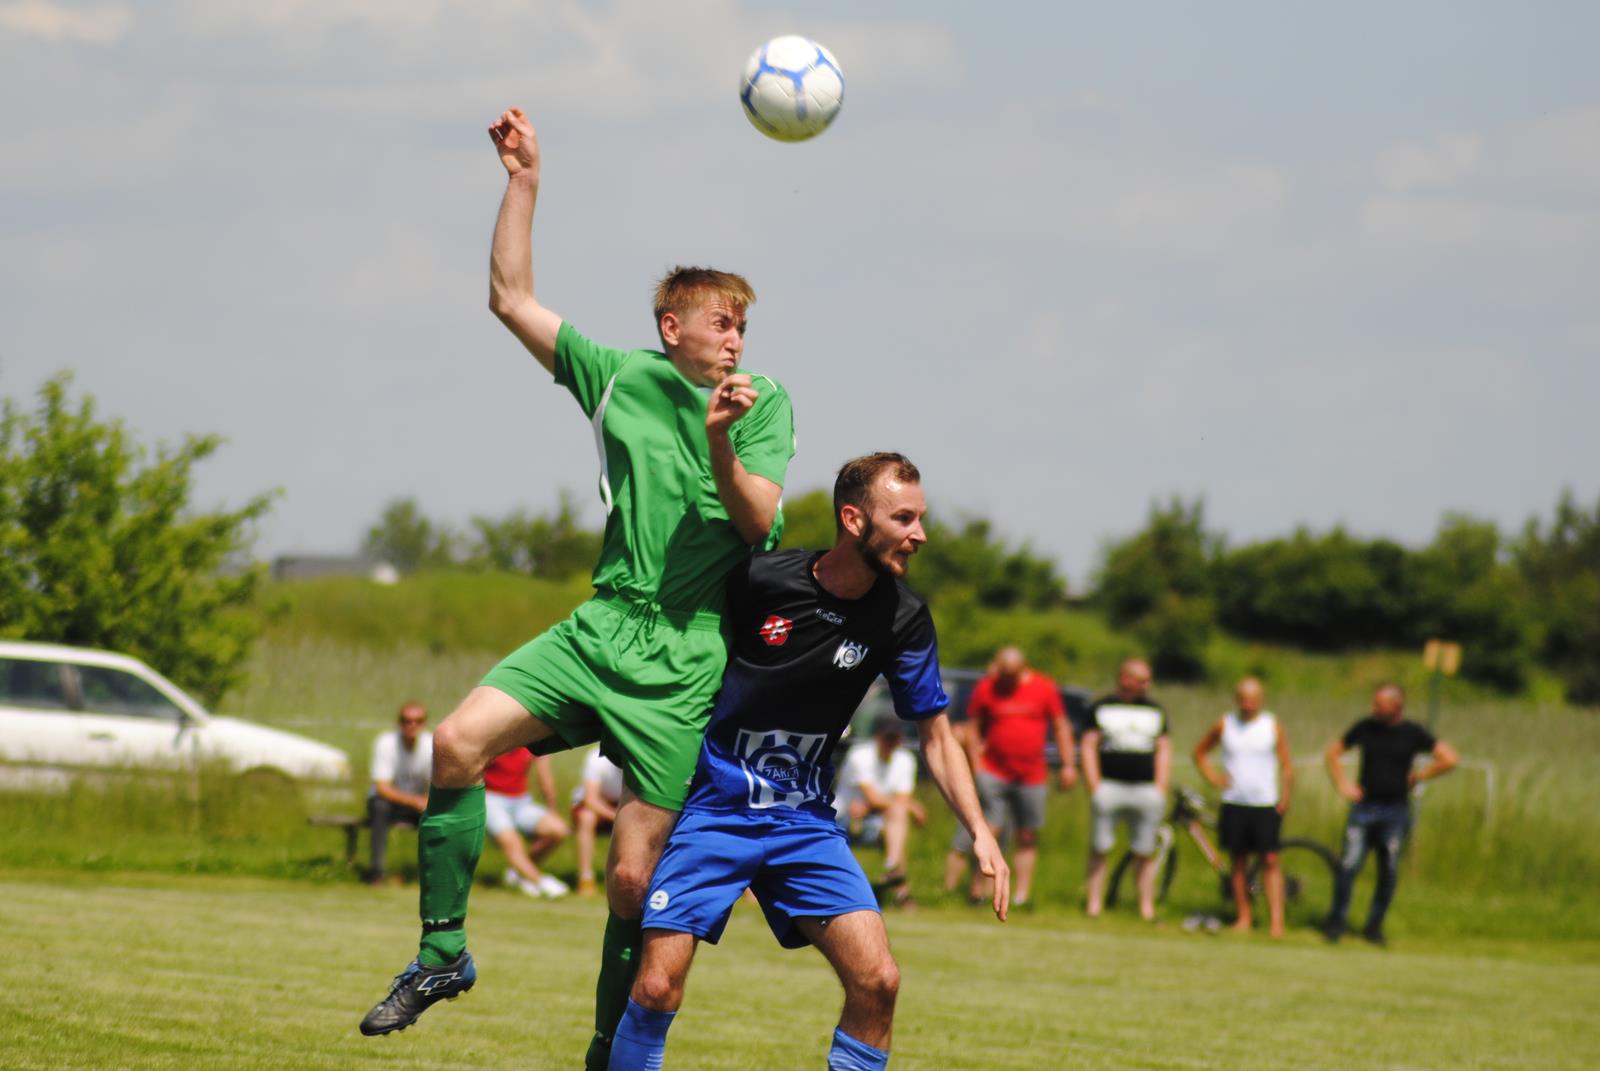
[483,747,570,898]
[569,746,624,897]
[834,714,926,904]
[367,702,432,884]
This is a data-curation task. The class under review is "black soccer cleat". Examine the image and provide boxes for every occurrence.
[359,950,476,1036]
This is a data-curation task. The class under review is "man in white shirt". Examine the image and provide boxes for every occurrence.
[367,702,433,884]
[834,715,926,903]
[1193,677,1294,937]
[570,747,625,897]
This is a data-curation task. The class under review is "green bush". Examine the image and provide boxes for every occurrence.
[0,374,273,704]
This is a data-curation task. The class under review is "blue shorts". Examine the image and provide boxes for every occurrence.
[643,810,879,949]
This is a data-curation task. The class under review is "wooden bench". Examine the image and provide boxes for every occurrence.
[308,814,366,866]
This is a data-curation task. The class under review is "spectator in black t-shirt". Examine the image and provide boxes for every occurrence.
[1322,683,1458,945]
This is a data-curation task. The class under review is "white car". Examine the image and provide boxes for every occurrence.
[0,640,352,795]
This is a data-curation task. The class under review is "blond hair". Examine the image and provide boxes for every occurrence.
[652,266,756,325]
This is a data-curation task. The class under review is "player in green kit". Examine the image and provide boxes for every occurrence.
[359,107,795,1070]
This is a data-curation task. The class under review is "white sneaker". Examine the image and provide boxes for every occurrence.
[505,869,541,898]
[537,874,570,898]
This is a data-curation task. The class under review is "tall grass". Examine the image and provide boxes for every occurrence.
[5,602,1596,941]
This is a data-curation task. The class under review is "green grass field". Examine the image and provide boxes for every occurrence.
[5,871,1595,1071]
[5,588,1598,1068]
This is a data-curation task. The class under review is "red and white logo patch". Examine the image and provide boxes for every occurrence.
[759,615,793,647]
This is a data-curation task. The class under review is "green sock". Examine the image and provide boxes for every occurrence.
[416,783,485,967]
[585,911,643,1070]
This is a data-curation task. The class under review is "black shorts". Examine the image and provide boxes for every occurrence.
[1218,803,1282,856]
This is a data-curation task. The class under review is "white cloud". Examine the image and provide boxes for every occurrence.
[1357,108,1600,256]
[1374,130,1481,191]
[1512,106,1600,190]
[0,0,129,43]
[1359,193,1599,251]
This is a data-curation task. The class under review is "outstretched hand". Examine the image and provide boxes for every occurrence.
[488,107,539,179]
[972,830,1011,922]
[706,373,759,438]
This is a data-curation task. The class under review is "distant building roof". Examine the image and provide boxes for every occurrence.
[271,555,399,584]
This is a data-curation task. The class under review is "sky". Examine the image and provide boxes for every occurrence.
[3,1,1597,589]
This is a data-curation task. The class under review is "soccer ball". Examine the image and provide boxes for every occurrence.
[739,36,844,143]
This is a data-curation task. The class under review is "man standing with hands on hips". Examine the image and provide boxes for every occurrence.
[1323,683,1457,946]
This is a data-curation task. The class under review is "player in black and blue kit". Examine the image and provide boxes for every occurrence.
[607,453,1009,1071]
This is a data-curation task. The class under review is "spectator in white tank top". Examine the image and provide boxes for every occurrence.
[1193,678,1294,938]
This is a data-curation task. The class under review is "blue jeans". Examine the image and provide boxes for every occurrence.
[1328,802,1411,933]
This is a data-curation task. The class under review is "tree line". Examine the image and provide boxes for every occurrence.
[5,376,1597,706]
[1096,495,1600,702]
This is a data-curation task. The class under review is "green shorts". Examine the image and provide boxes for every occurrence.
[480,591,729,810]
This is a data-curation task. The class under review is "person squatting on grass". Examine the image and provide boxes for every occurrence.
[359,106,795,1071]
[1322,683,1458,946]
[1192,677,1295,938]
[481,748,570,899]
[570,746,624,897]
[608,454,1008,1071]
[833,710,928,906]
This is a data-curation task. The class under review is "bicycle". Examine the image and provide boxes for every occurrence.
[1105,788,1338,930]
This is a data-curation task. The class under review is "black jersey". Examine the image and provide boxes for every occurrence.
[1340,717,1437,804]
[683,548,949,823]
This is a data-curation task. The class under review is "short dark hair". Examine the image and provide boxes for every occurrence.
[832,452,921,534]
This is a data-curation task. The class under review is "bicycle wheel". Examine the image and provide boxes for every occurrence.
[1248,838,1339,929]
[1106,841,1178,909]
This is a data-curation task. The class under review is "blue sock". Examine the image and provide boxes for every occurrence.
[607,999,675,1071]
[828,1027,889,1071]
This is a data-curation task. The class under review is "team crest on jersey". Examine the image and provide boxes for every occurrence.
[832,639,869,669]
[735,729,831,808]
[759,615,793,646]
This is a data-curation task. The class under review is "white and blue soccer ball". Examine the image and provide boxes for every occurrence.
[739,35,844,143]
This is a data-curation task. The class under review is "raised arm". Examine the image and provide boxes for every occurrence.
[487,107,563,374]
[919,713,1010,921]
[705,379,782,544]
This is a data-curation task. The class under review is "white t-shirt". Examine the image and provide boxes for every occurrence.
[369,729,432,798]
[571,747,624,808]
[832,743,916,822]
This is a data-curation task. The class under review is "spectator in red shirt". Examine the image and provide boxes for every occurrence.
[483,748,571,898]
[945,647,1076,908]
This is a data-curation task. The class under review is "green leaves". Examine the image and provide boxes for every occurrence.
[0,374,275,705]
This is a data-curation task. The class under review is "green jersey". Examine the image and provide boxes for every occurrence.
[553,321,795,615]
